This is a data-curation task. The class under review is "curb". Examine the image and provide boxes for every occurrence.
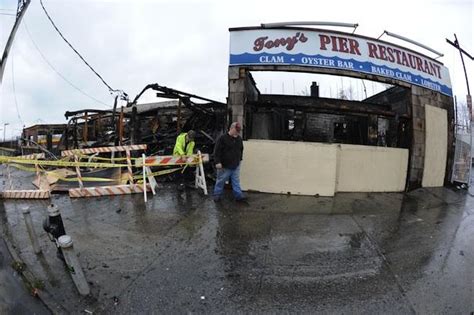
[1,234,68,314]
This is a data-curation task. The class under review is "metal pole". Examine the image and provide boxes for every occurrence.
[22,206,42,254]
[453,34,472,97]
[453,34,471,122]
[446,35,472,119]
[57,235,90,296]
[261,21,358,29]
[448,34,473,186]
[383,30,444,57]
[0,0,31,85]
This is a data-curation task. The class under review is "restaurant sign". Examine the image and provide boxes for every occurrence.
[230,28,452,97]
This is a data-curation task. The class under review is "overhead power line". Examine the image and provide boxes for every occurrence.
[0,9,16,13]
[11,54,24,126]
[39,0,123,97]
[24,22,110,108]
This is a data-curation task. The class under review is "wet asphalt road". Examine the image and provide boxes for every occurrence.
[0,167,473,313]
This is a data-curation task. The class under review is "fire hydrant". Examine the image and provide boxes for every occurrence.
[43,204,66,260]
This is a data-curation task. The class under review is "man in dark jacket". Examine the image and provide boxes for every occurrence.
[213,122,246,202]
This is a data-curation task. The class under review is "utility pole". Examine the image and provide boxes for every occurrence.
[446,34,473,120]
[447,34,474,187]
[0,0,31,85]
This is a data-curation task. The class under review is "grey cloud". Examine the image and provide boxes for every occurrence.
[0,0,472,139]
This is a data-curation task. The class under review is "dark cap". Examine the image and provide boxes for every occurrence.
[187,130,196,140]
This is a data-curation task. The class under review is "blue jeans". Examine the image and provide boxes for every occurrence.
[213,165,243,199]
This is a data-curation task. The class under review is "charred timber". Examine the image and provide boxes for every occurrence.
[65,109,116,119]
[128,83,226,108]
[255,95,404,118]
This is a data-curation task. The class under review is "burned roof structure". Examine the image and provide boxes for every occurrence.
[55,83,227,156]
[126,83,227,155]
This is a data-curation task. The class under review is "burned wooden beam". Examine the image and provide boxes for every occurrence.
[128,83,226,108]
[255,95,404,118]
[65,109,115,119]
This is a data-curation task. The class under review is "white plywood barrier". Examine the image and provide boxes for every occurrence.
[241,140,409,196]
[422,105,447,187]
[240,140,338,196]
[336,144,409,192]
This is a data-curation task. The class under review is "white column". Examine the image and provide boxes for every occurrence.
[58,235,90,296]
[22,206,42,254]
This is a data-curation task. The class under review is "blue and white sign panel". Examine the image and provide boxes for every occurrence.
[230,29,452,97]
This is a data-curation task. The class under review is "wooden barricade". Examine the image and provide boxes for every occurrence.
[137,151,209,196]
[69,184,149,198]
[2,190,51,199]
[66,145,148,198]
[61,145,147,157]
[1,153,50,199]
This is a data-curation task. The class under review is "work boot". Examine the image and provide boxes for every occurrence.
[235,196,248,202]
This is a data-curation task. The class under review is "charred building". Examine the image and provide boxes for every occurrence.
[228,26,455,195]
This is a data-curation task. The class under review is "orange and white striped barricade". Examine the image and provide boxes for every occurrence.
[137,154,210,167]
[63,144,148,198]
[2,190,51,199]
[68,184,149,198]
[136,152,209,196]
[17,153,46,160]
[141,153,159,202]
[1,153,51,199]
[61,145,148,157]
[195,151,208,195]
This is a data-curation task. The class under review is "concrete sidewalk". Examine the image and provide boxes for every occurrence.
[0,167,473,313]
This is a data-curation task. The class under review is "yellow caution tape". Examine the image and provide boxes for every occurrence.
[2,155,191,183]
[76,154,137,162]
[9,163,115,182]
[61,177,115,182]
[0,156,128,168]
[8,159,182,182]
[46,172,115,182]
[181,164,189,173]
[83,156,128,161]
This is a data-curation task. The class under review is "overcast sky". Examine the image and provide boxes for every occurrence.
[0,0,472,139]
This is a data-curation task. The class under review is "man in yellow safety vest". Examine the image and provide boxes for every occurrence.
[173,130,195,156]
[173,130,196,190]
